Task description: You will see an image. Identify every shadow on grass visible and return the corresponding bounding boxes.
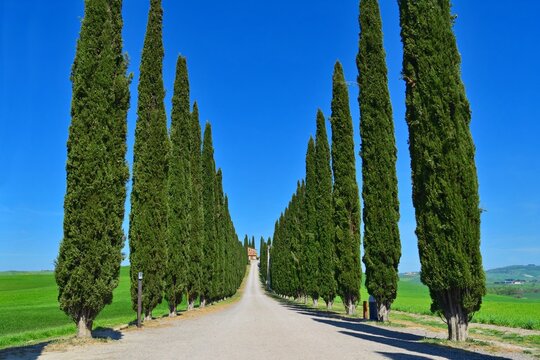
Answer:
[0,327,123,360]
[271,294,512,360]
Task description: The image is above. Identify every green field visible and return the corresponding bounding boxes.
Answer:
[0,267,177,349]
[392,276,540,330]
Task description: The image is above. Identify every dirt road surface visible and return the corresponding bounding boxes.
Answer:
[10,262,521,359]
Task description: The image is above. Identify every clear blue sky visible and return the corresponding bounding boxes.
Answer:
[1,1,539,272]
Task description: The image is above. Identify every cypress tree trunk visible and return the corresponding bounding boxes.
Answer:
[357,0,401,323]
[165,55,192,317]
[399,0,485,341]
[129,0,169,317]
[55,0,130,338]
[314,110,336,308]
[77,315,93,338]
[330,62,362,316]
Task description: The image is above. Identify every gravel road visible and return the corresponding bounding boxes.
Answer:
[8,261,522,360]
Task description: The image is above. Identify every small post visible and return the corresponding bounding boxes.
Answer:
[363,301,368,320]
[137,271,143,328]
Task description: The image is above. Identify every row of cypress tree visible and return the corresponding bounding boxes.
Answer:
[56,0,246,338]
[269,62,361,315]
[268,0,485,342]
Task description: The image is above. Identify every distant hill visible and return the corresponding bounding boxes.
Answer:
[485,264,540,284]
[399,264,540,284]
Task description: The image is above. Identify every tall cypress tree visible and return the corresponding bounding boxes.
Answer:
[330,62,362,315]
[165,55,191,317]
[358,0,401,322]
[304,137,319,306]
[399,0,485,341]
[315,110,336,309]
[215,168,226,300]
[187,101,204,310]
[201,122,217,306]
[56,0,130,338]
[129,0,169,320]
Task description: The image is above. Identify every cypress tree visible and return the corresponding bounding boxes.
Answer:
[304,138,319,306]
[165,55,191,317]
[128,0,169,320]
[187,101,204,310]
[358,0,401,322]
[201,122,217,306]
[314,110,336,309]
[215,168,226,300]
[259,236,267,282]
[399,0,485,341]
[56,0,130,338]
[330,62,362,315]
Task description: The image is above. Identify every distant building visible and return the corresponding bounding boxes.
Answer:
[247,247,257,261]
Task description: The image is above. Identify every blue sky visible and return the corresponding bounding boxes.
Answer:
[1,1,539,272]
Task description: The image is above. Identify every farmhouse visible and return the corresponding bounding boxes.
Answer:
[247,247,257,261]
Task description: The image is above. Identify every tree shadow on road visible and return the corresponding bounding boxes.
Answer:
[274,298,512,360]
[0,342,51,360]
[376,351,434,360]
[0,327,123,360]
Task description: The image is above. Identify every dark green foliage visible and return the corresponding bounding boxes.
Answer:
[314,110,336,307]
[128,0,169,317]
[165,55,191,315]
[399,0,485,340]
[259,236,268,284]
[304,138,319,301]
[201,123,218,302]
[187,102,204,305]
[330,62,362,314]
[214,169,226,299]
[357,0,401,321]
[56,0,130,335]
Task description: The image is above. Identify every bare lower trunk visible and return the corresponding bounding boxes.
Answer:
[345,299,356,315]
[77,315,92,338]
[326,300,333,310]
[144,311,152,321]
[313,298,318,308]
[303,295,308,304]
[200,297,206,308]
[168,304,177,317]
[447,310,468,341]
[377,302,389,322]
[188,299,195,311]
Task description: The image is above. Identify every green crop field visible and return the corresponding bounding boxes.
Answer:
[0,267,177,349]
[392,276,540,330]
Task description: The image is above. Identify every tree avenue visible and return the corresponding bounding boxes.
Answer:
[399,0,485,341]
[56,0,130,338]
[357,0,401,322]
[269,65,363,315]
